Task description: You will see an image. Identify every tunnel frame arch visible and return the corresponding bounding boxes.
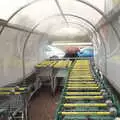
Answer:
[0,0,116,86]
[21,14,107,82]
[0,0,119,41]
[2,0,117,78]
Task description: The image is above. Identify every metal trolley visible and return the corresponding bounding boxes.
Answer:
[0,86,27,120]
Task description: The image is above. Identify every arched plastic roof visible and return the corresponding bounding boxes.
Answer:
[0,0,104,36]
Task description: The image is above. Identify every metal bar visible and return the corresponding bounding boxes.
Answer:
[67,84,98,87]
[59,111,112,116]
[67,81,96,84]
[0,87,26,91]
[54,0,69,26]
[68,79,94,80]
[6,24,39,35]
[63,103,107,107]
[0,0,40,35]
[64,96,103,100]
[66,86,99,90]
[0,92,21,95]
[65,92,102,95]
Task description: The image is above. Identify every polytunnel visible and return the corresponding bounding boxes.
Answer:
[0,0,120,120]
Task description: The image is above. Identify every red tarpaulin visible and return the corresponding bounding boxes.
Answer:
[65,46,80,53]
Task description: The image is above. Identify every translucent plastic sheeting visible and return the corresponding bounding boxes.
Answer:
[104,0,120,13]
[99,24,120,58]
[35,16,65,33]
[0,27,28,86]
[9,0,104,31]
[35,15,96,31]
[107,25,120,55]
[107,53,120,93]
[24,33,42,75]
[34,14,98,46]
[96,11,120,93]
[47,24,88,36]
[0,0,34,20]
[0,0,104,21]
[10,0,61,28]
[0,26,42,87]
[64,16,94,30]
[57,0,102,24]
[106,25,120,92]
[35,15,95,37]
[85,0,104,11]
[95,42,106,73]
[39,37,49,60]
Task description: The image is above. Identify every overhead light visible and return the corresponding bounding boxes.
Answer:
[52,42,93,46]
